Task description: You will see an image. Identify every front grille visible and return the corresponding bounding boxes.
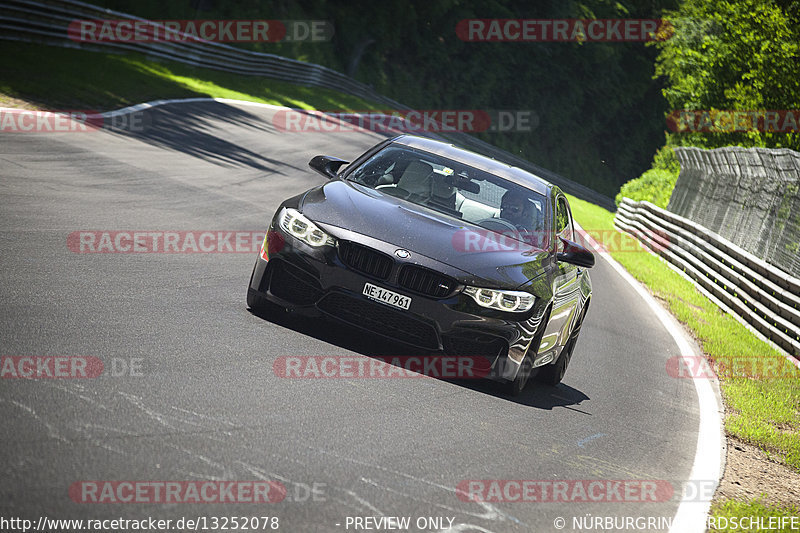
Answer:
[268,260,322,305]
[317,292,439,350]
[338,241,393,280]
[398,265,458,298]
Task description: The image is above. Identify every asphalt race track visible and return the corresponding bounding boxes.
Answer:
[1,101,704,532]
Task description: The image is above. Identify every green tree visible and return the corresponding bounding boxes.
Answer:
[654,0,800,150]
[91,0,679,197]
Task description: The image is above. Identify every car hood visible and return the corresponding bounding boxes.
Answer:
[299,180,551,288]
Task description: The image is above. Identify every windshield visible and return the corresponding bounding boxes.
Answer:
[348,145,549,249]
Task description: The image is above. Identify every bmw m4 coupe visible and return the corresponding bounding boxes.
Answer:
[248,135,594,394]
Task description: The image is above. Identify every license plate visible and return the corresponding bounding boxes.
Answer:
[362,282,411,310]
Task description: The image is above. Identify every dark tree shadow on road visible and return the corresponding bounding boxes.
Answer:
[448,378,592,412]
[249,303,434,357]
[103,101,304,174]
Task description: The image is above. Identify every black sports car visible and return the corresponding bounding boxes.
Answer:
[248,135,594,394]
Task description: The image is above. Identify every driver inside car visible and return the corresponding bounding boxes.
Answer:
[500,191,532,230]
[500,190,543,246]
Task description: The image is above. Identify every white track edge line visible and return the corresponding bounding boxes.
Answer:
[0,97,293,119]
[576,221,724,533]
[99,97,293,117]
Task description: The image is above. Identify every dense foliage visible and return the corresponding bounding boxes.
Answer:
[615,145,679,207]
[615,168,678,207]
[90,0,800,199]
[654,0,800,150]
[615,0,800,207]
[92,0,678,198]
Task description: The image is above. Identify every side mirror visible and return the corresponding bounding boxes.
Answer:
[309,155,349,180]
[556,237,595,268]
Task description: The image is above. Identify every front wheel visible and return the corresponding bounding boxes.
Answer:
[247,260,283,316]
[537,303,587,386]
[506,355,533,396]
[537,335,575,386]
[247,287,269,312]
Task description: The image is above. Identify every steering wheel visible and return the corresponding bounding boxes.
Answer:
[357,171,391,184]
[476,217,519,233]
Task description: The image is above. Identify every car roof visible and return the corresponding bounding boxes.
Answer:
[390,134,552,197]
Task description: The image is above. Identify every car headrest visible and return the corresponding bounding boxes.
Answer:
[397,161,434,195]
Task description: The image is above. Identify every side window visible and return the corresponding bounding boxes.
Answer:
[556,197,574,241]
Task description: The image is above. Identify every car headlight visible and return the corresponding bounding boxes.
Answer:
[463,286,535,312]
[279,208,335,247]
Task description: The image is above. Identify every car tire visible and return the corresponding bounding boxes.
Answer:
[247,261,282,316]
[505,304,552,395]
[506,354,533,396]
[537,303,587,386]
[247,287,267,311]
[248,287,288,316]
[537,336,575,386]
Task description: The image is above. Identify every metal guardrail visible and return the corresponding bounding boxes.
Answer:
[1,0,384,100]
[615,197,800,360]
[0,0,616,210]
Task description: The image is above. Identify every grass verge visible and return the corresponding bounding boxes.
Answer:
[0,41,381,112]
[567,193,800,519]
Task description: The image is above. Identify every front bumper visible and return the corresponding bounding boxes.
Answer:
[249,223,547,382]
